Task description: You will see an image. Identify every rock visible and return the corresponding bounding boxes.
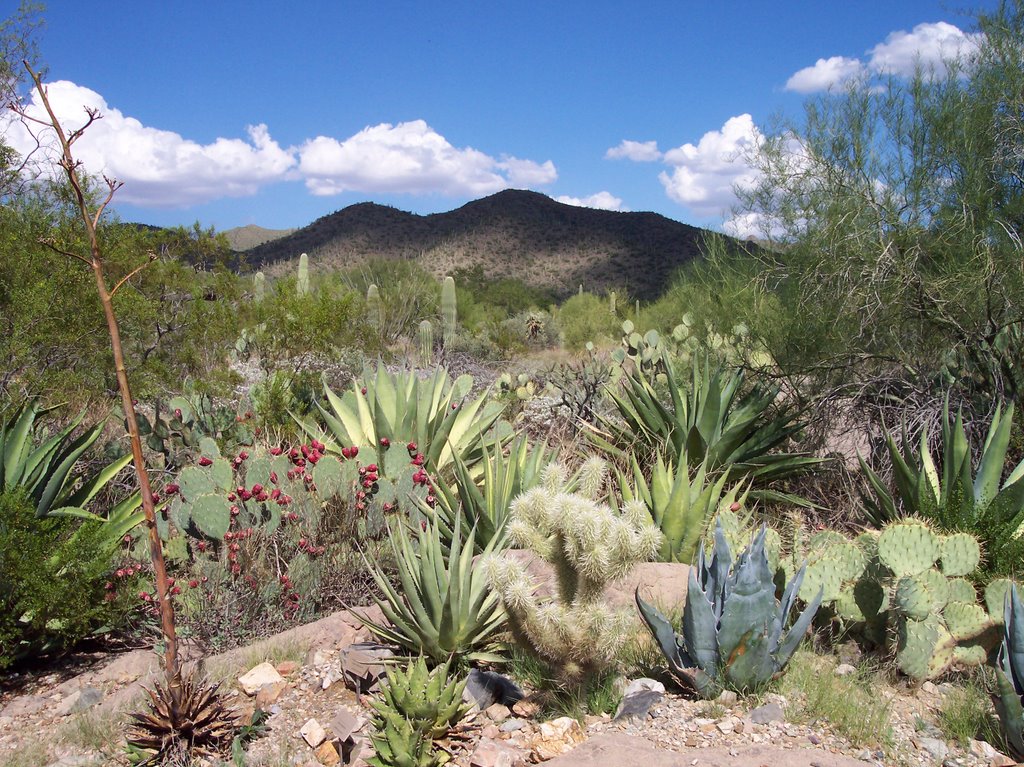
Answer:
[541,733,870,766]
[44,757,101,767]
[622,678,665,698]
[511,698,540,718]
[915,737,949,762]
[470,738,528,767]
[255,681,288,707]
[238,662,286,696]
[465,669,524,710]
[613,690,662,721]
[301,718,327,748]
[329,708,366,741]
[339,643,393,693]
[749,702,785,724]
[485,703,512,721]
[834,663,856,676]
[1,694,49,718]
[921,681,940,695]
[969,740,997,760]
[500,718,528,733]
[716,689,738,706]
[275,660,300,676]
[314,741,340,766]
[717,718,736,734]
[53,686,103,716]
[481,724,501,739]
[531,717,585,760]
[502,551,690,611]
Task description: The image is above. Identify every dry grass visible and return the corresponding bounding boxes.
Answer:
[779,649,894,752]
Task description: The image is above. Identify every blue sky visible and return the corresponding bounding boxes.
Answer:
[7,1,996,235]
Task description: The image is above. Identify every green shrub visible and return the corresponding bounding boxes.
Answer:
[558,292,620,350]
[0,489,131,667]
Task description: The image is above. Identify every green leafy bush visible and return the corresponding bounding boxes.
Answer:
[557,292,620,350]
[0,489,131,667]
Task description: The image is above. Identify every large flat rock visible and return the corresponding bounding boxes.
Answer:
[503,550,690,609]
[544,733,869,767]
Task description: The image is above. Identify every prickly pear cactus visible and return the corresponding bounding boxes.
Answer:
[780,516,1001,679]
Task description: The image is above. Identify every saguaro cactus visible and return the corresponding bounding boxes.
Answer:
[253,271,265,301]
[367,283,382,330]
[419,320,434,368]
[297,253,309,295]
[441,275,457,346]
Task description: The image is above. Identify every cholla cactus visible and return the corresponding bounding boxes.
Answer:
[484,457,663,681]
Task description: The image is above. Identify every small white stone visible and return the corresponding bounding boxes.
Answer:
[238,662,285,696]
[300,718,327,748]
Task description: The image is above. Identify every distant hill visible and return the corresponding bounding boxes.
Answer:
[223,224,295,251]
[243,190,740,301]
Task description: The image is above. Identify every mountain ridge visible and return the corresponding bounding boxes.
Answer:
[243,190,735,300]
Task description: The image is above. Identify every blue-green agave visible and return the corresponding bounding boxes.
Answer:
[995,585,1024,760]
[636,521,822,698]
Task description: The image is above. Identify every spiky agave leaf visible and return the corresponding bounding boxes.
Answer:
[126,670,237,764]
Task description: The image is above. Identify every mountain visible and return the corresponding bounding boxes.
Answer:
[223,224,295,251]
[243,190,735,300]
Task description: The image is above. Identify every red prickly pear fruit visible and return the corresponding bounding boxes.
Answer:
[412,454,425,466]
[198,456,213,467]
[407,442,417,453]
[251,483,263,494]
[379,437,390,447]
[174,408,182,420]
[231,563,241,575]
[350,446,359,458]
[245,411,253,419]
[451,402,458,409]
[189,579,199,589]
[367,463,379,472]
[167,578,175,586]
[298,538,307,547]
[239,451,249,461]
[271,488,281,500]
[270,446,283,456]
[360,387,367,395]
[228,493,237,501]
[230,505,240,515]
[165,483,179,495]
[270,471,278,484]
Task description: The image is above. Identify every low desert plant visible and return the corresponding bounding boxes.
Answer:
[637,521,821,698]
[365,520,506,665]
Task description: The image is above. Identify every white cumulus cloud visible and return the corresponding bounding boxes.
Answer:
[554,191,625,211]
[785,21,981,93]
[785,56,865,93]
[867,21,980,76]
[658,114,762,218]
[5,80,295,207]
[498,156,558,186]
[298,120,556,197]
[605,139,661,162]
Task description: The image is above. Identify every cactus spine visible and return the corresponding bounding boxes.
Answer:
[418,320,433,368]
[253,271,265,301]
[297,253,309,295]
[441,276,457,346]
[367,284,382,331]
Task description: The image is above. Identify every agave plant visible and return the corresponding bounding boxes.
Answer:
[636,520,822,698]
[0,400,132,518]
[593,356,820,497]
[127,669,237,764]
[364,520,506,664]
[297,366,509,476]
[372,657,468,740]
[619,451,749,564]
[426,436,555,553]
[859,398,1024,573]
[995,584,1024,760]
